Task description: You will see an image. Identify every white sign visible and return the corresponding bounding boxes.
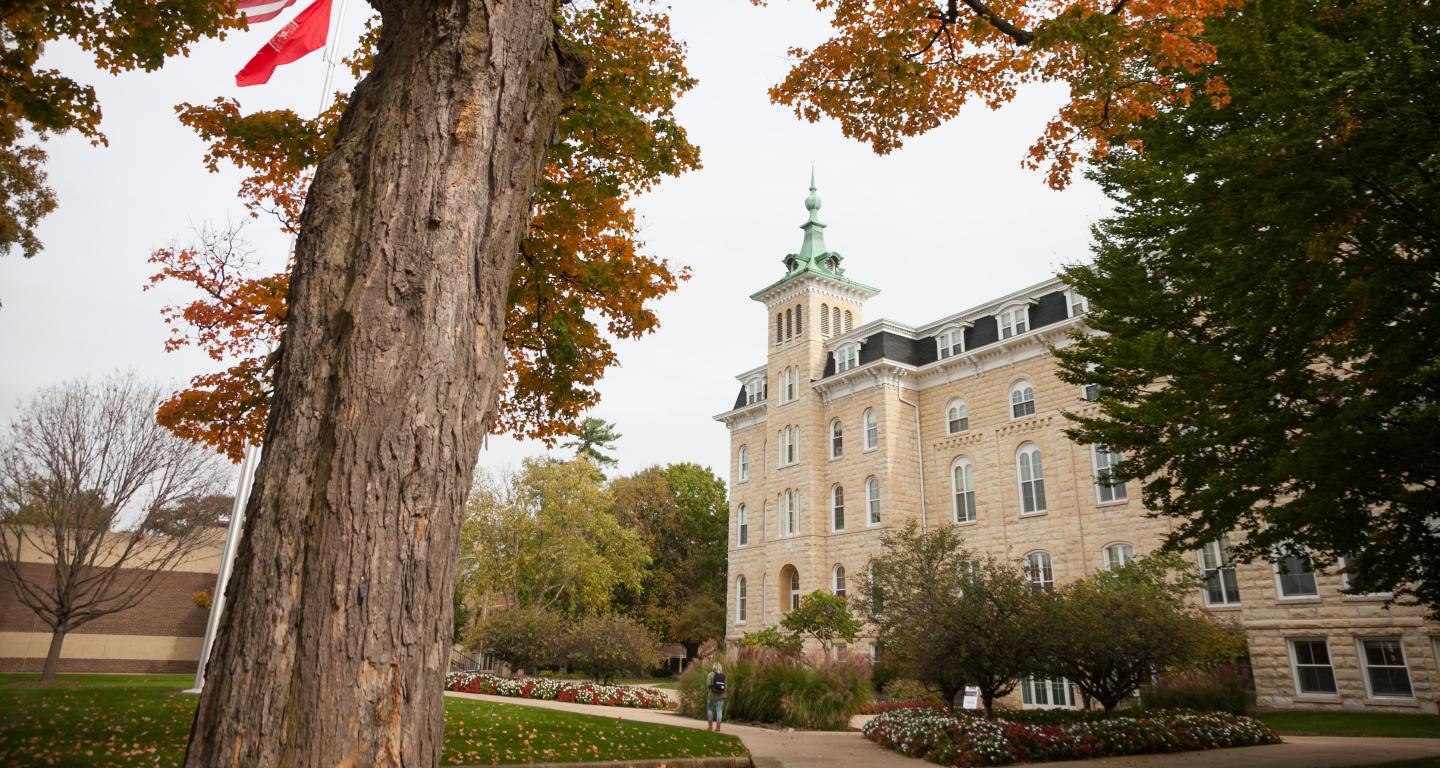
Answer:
[961,686,980,710]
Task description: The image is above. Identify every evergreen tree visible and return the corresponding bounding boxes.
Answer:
[1058,0,1440,608]
[565,416,622,468]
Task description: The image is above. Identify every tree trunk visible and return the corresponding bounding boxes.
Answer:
[39,627,65,683]
[184,2,583,765]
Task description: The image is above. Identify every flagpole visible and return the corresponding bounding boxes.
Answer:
[190,0,350,694]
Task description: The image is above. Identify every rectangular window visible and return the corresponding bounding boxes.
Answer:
[1291,639,1338,695]
[1361,638,1413,698]
[1000,307,1030,339]
[738,506,748,546]
[937,330,963,359]
[1275,552,1319,598]
[1068,290,1089,317]
[1020,676,1077,709]
[1081,383,1100,402]
[1093,445,1126,503]
[1200,538,1241,606]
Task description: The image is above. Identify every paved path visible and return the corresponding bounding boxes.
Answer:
[444,692,1440,768]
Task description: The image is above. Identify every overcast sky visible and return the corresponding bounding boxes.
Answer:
[0,1,1112,486]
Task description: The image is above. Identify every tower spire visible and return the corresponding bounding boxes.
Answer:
[798,169,827,262]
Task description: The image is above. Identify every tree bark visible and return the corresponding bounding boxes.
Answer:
[39,627,65,683]
[184,2,583,765]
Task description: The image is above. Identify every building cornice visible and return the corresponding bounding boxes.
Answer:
[750,271,880,307]
[713,401,768,430]
[734,364,768,383]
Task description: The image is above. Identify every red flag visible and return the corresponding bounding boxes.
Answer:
[235,0,298,25]
[235,0,332,87]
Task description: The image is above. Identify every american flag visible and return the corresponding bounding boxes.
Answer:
[235,0,298,24]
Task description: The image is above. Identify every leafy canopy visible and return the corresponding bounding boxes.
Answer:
[1056,0,1440,609]
[0,0,238,259]
[781,590,864,651]
[458,457,649,617]
[148,0,700,458]
[760,0,1244,187]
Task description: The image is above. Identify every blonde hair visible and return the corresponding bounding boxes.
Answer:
[712,662,724,673]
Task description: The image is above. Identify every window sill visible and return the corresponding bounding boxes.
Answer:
[828,455,843,462]
[863,446,878,454]
[1292,694,1342,703]
[954,519,978,526]
[1019,511,1048,519]
[1342,593,1394,602]
[1204,604,1243,611]
[1363,696,1420,708]
[1094,499,1130,508]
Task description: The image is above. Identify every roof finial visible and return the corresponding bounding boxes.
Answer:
[804,165,822,218]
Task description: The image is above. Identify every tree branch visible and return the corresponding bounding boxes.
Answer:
[959,0,1035,45]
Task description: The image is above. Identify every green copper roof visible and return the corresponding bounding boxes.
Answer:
[749,172,880,300]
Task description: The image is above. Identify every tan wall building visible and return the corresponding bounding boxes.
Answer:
[715,183,1438,714]
[0,529,225,674]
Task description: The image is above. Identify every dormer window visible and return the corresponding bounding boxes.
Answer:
[1067,288,1090,317]
[936,327,965,359]
[834,343,860,373]
[998,304,1031,339]
[744,377,767,405]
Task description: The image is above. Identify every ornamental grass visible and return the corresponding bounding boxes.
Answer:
[863,706,1280,766]
[678,647,874,730]
[445,671,672,710]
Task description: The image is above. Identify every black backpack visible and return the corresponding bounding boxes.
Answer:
[709,671,727,694]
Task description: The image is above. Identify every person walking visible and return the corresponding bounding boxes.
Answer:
[705,662,727,731]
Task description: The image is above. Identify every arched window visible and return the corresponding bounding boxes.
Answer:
[946,399,969,434]
[737,576,748,622]
[785,367,797,402]
[1092,445,1126,503]
[952,458,976,523]
[779,426,796,465]
[866,476,881,525]
[737,504,749,546]
[821,303,831,336]
[785,308,793,339]
[863,408,878,449]
[1017,443,1047,514]
[844,310,854,332]
[738,445,749,482]
[783,489,798,535]
[1025,551,1054,592]
[833,565,847,598]
[776,313,783,343]
[1103,542,1135,570]
[830,419,843,459]
[795,304,803,334]
[832,306,841,334]
[789,567,801,611]
[831,485,845,531]
[1010,381,1036,418]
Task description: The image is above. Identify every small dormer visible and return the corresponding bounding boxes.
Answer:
[833,341,862,373]
[934,321,973,360]
[995,297,1040,340]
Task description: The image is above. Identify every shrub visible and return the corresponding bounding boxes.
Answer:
[677,647,874,730]
[468,607,563,674]
[558,614,660,683]
[882,678,944,704]
[863,707,1280,766]
[1142,668,1254,715]
[191,590,213,610]
[445,671,671,709]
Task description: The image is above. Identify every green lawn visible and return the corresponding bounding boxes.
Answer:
[1256,710,1440,739]
[0,674,744,767]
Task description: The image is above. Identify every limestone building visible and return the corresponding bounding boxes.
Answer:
[714,181,1438,713]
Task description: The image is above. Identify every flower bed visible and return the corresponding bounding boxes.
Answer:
[861,701,950,715]
[445,671,672,710]
[863,707,1280,766]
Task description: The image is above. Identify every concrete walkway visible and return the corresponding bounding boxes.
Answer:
[444,691,1440,768]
